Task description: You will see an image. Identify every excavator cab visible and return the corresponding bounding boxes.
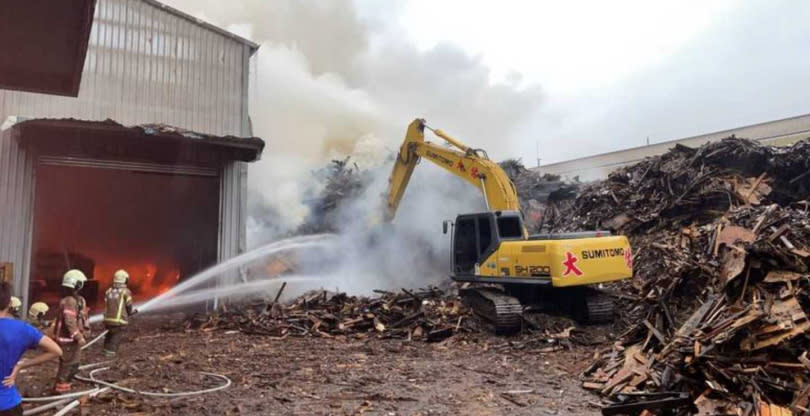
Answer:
[450,211,524,275]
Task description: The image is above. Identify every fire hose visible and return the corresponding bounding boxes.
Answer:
[80,330,108,350]
[22,388,101,403]
[22,397,72,415]
[75,366,232,397]
[22,312,230,413]
[82,308,142,350]
[22,364,231,414]
[51,400,80,416]
[50,387,109,416]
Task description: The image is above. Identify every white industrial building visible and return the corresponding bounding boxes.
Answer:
[0,0,263,310]
[537,113,810,181]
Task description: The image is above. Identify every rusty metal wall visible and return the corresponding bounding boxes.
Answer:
[0,0,251,137]
[0,128,36,297]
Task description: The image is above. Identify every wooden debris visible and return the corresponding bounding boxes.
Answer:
[741,296,810,351]
[764,270,806,283]
[717,225,757,247]
[189,287,475,342]
[560,137,810,414]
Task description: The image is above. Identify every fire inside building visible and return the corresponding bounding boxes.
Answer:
[0,0,264,312]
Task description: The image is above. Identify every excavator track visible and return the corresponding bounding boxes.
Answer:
[582,292,615,324]
[460,287,523,334]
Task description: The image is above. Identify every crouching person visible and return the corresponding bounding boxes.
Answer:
[103,270,135,357]
[52,270,90,394]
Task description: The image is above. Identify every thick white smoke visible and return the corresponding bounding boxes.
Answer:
[162,0,542,293]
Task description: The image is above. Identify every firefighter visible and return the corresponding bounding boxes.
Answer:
[52,269,91,393]
[9,297,21,319]
[103,269,135,357]
[27,302,50,330]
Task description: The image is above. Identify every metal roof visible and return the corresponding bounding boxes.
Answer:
[0,0,97,96]
[143,0,260,52]
[9,118,265,162]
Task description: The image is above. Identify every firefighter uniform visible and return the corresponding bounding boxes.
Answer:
[103,269,134,357]
[53,270,90,393]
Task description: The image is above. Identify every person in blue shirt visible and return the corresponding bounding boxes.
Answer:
[0,282,62,416]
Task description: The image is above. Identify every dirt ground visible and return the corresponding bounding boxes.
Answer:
[17,317,609,415]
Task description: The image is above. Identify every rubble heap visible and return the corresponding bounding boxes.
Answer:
[298,157,372,234]
[547,138,810,414]
[500,159,579,203]
[499,159,580,232]
[546,138,810,233]
[191,287,476,343]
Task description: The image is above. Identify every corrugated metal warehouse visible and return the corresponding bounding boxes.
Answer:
[536,113,810,181]
[0,0,264,311]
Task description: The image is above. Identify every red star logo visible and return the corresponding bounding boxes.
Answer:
[624,248,633,270]
[562,252,583,277]
[470,166,479,178]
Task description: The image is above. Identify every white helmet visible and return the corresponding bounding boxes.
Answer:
[29,302,49,319]
[10,296,21,311]
[113,269,129,285]
[62,269,87,290]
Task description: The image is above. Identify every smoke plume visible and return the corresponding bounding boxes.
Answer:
[162,0,543,293]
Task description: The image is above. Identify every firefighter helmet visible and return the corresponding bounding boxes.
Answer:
[29,302,49,319]
[9,296,21,311]
[113,269,129,285]
[62,269,87,290]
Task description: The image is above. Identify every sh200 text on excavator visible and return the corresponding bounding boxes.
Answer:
[385,119,633,333]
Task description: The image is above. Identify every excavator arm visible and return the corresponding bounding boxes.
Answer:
[385,119,520,221]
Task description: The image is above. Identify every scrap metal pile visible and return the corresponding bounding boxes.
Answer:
[191,287,478,342]
[547,138,810,414]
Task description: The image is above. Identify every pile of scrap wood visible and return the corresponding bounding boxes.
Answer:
[545,137,810,234]
[298,157,372,234]
[191,287,476,342]
[499,159,580,232]
[547,137,810,413]
[500,159,579,203]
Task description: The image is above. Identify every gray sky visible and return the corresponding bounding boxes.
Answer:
[163,0,810,166]
[393,0,810,164]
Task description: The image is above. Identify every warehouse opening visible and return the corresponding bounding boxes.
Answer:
[2,119,265,312]
[30,164,220,309]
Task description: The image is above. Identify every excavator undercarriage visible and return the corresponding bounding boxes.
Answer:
[461,284,616,334]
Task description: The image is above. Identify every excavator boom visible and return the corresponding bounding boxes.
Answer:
[385,119,520,222]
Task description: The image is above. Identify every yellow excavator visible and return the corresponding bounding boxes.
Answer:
[385,119,633,332]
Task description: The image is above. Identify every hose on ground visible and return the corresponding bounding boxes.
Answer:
[22,398,72,415]
[21,362,112,405]
[46,387,109,416]
[78,360,114,371]
[81,330,108,350]
[52,400,80,416]
[75,367,232,398]
[22,388,101,403]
